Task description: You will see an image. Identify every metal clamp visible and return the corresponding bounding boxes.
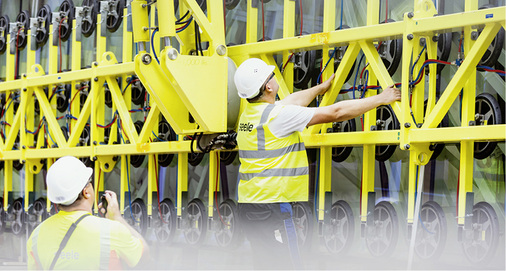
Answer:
[9,22,19,55]
[74,7,85,41]
[51,12,62,46]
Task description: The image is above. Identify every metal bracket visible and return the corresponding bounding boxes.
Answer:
[52,12,62,46]
[30,18,38,51]
[75,7,84,42]
[176,216,183,230]
[100,0,120,37]
[9,22,18,55]
[208,217,214,231]
[318,221,324,236]
[100,1,109,37]
[127,0,133,32]
[366,191,375,227]
[464,192,474,230]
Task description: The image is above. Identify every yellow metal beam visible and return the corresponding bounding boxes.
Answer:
[0,64,135,92]
[360,0,381,223]
[307,42,360,135]
[160,51,228,133]
[230,22,405,57]
[138,104,160,143]
[134,52,195,134]
[106,76,139,143]
[412,6,505,34]
[422,23,501,129]
[410,125,506,143]
[246,0,258,44]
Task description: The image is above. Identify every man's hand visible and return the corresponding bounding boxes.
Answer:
[317,73,335,95]
[98,190,121,221]
[380,85,401,105]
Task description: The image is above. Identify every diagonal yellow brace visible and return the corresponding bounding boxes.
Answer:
[135,52,194,134]
[308,42,361,135]
[422,23,501,129]
[182,0,222,45]
[138,103,160,143]
[259,54,290,99]
[160,51,228,133]
[106,76,139,143]
[4,107,20,150]
[33,86,68,148]
[359,40,402,118]
[68,87,92,147]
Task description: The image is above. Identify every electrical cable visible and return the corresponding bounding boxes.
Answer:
[176,17,193,33]
[477,65,506,75]
[281,53,294,73]
[194,23,202,56]
[44,118,58,147]
[410,44,426,78]
[151,131,165,141]
[317,48,337,84]
[121,76,138,95]
[151,28,160,64]
[176,10,190,23]
[352,54,365,99]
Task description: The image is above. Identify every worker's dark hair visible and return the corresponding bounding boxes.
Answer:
[57,190,85,210]
[247,87,265,103]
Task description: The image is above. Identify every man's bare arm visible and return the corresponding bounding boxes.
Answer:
[307,86,401,126]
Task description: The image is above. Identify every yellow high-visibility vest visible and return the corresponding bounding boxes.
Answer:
[27,210,143,270]
[237,102,309,203]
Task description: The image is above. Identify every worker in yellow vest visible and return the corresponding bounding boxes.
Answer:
[234,58,401,269]
[26,156,149,270]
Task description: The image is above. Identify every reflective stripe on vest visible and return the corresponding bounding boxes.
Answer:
[239,142,305,159]
[237,102,309,203]
[256,104,275,150]
[239,167,309,181]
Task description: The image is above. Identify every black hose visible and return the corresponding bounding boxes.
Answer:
[176,10,190,24]
[190,132,197,155]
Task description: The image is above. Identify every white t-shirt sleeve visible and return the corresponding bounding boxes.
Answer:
[268,104,316,138]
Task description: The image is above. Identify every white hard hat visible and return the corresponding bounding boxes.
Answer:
[234,58,275,99]
[47,156,93,205]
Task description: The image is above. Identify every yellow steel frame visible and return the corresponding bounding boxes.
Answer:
[0,0,504,237]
